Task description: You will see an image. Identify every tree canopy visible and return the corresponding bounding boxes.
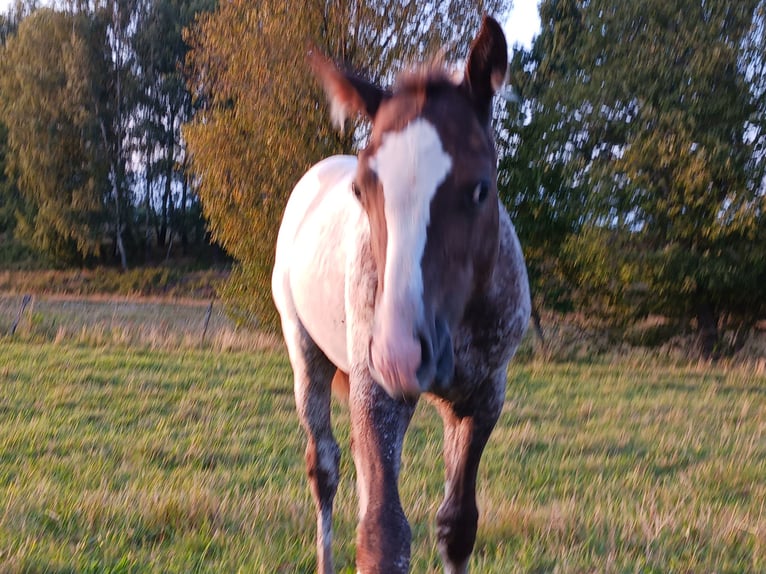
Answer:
[184,0,511,327]
[501,0,766,356]
[0,0,216,267]
[0,8,111,262]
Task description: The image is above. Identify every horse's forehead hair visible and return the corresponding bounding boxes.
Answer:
[367,117,452,312]
[368,117,453,197]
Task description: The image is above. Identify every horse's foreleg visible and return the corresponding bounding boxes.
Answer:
[284,320,340,574]
[434,371,506,574]
[349,369,417,574]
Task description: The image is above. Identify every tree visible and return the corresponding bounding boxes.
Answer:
[584,1,764,357]
[133,0,215,258]
[0,8,111,263]
[85,0,142,270]
[0,1,219,268]
[0,0,35,249]
[745,1,766,209]
[0,3,144,267]
[501,0,766,357]
[499,0,589,343]
[0,122,20,233]
[0,1,37,44]
[184,0,510,328]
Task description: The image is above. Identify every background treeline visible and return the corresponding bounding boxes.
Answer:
[502,0,766,358]
[0,0,217,270]
[1,0,766,359]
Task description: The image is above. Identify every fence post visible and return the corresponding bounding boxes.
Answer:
[10,294,32,336]
[201,300,214,344]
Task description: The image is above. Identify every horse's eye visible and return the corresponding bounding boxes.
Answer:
[472,180,490,205]
[351,181,362,200]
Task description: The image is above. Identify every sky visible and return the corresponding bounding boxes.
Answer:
[1,0,542,49]
[505,0,542,50]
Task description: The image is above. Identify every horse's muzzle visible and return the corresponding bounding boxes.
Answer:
[368,317,454,400]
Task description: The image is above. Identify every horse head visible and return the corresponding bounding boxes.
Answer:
[311,16,508,400]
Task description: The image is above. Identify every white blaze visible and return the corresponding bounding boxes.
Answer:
[369,118,453,324]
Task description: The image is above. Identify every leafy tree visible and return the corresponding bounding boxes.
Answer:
[0,123,20,233]
[0,1,221,269]
[133,0,215,257]
[0,2,146,267]
[0,8,111,263]
[92,0,142,270]
[581,0,764,357]
[0,120,39,266]
[0,1,37,44]
[503,0,766,357]
[0,0,35,247]
[184,0,510,328]
[499,0,589,343]
[745,1,766,203]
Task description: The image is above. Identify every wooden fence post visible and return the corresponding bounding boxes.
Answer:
[10,294,32,336]
[201,300,213,344]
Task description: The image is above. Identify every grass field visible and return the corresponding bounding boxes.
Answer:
[1,329,764,573]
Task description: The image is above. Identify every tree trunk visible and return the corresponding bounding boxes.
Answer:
[160,167,171,247]
[180,168,188,254]
[165,228,174,262]
[99,118,127,272]
[695,301,719,361]
[159,108,176,248]
[113,9,127,272]
[145,154,153,261]
[116,224,128,271]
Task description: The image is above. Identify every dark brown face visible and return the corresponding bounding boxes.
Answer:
[354,83,500,398]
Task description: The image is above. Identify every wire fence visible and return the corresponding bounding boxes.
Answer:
[1,294,280,352]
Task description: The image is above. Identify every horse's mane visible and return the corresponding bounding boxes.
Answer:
[393,61,461,96]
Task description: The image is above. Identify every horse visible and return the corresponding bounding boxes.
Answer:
[271,16,530,573]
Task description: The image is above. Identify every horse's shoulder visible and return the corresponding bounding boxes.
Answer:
[454,204,530,375]
[492,203,531,317]
[276,155,358,250]
[492,204,531,340]
[273,156,368,372]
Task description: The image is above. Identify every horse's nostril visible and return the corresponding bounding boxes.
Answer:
[418,333,432,366]
[415,332,435,386]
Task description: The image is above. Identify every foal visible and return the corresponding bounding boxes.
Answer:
[272,16,530,573]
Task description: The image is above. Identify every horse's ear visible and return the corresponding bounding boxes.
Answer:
[461,15,508,124]
[309,49,390,130]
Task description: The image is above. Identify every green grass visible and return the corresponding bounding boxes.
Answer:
[0,340,764,572]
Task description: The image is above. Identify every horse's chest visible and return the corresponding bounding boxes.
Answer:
[453,306,512,383]
[446,226,531,397]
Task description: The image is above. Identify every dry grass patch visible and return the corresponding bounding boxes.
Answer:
[0,294,279,352]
